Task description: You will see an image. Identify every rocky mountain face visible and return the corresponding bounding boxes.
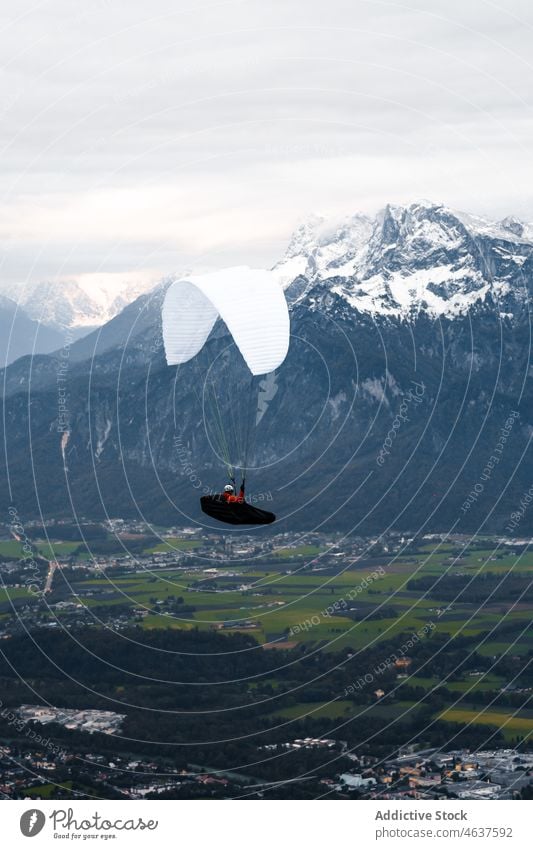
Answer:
[2,202,533,535]
[276,201,533,318]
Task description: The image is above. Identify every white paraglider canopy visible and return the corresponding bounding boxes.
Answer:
[162,266,290,376]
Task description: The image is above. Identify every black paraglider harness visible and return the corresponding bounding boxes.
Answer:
[200,476,275,525]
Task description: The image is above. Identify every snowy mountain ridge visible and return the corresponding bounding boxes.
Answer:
[0,274,158,332]
[275,201,533,319]
[2,201,533,340]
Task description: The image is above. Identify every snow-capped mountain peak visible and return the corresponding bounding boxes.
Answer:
[1,273,158,333]
[277,201,533,319]
[274,210,373,288]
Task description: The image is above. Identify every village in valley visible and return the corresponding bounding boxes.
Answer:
[0,519,532,799]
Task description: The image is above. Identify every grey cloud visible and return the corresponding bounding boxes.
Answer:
[0,0,532,285]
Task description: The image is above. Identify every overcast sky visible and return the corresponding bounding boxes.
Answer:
[1,0,533,288]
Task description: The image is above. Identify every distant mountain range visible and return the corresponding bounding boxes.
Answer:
[2,201,533,535]
[0,276,157,364]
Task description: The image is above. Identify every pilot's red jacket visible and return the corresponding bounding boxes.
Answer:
[223,487,245,504]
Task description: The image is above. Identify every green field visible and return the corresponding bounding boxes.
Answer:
[0,587,33,601]
[0,539,90,560]
[274,545,322,558]
[409,674,506,694]
[23,781,73,798]
[439,707,533,740]
[31,542,533,659]
[147,538,202,553]
[0,535,201,561]
[4,538,533,663]
[272,699,421,721]
[477,640,533,658]
[0,540,35,559]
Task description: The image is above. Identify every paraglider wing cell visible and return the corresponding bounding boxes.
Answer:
[162,280,219,367]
